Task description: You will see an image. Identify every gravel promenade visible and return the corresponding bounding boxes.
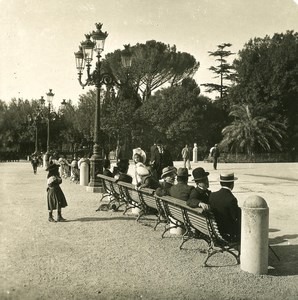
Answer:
[0,161,298,300]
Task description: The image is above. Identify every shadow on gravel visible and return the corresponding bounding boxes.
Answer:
[266,233,298,276]
[70,216,136,222]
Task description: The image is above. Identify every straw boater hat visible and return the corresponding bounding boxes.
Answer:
[219,172,238,182]
[161,166,177,179]
[176,167,191,178]
[192,167,209,181]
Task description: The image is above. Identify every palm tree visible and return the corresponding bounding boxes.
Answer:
[221,104,286,155]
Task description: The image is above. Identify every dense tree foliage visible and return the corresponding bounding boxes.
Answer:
[104,40,200,102]
[221,104,286,155]
[228,31,298,151]
[1,34,297,161]
[201,43,235,100]
[136,78,226,159]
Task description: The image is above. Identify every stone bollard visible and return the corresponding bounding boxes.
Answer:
[193,143,198,163]
[241,195,269,275]
[80,160,89,186]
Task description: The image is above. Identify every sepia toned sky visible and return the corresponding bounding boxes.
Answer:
[0,0,297,108]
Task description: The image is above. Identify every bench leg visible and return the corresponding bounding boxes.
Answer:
[179,229,192,249]
[203,247,240,267]
[269,245,280,261]
[95,194,112,211]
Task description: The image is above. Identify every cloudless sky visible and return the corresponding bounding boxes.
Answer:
[0,0,297,108]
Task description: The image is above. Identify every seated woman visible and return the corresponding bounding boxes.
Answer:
[135,164,160,190]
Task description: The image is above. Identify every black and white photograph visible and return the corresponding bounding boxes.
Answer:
[0,0,298,299]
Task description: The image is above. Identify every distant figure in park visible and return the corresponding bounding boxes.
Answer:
[70,155,79,183]
[31,153,39,174]
[103,159,113,177]
[58,155,69,179]
[209,173,241,242]
[155,166,177,196]
[210,144,220,170]
[46,163,68,222]
[187,167,210,211]
[150,141,157,164]
[169,167,194,201]
[151,139,173,179]
[135,164,160,190]
[181,144,191,170]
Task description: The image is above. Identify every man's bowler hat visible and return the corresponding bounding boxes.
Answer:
[192,167,209,181]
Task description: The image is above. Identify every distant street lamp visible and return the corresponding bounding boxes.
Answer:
[74,22,132,192]
[40,89,57,168]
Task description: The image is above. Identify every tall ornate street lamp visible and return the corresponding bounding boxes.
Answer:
[75,22,132,192]
[39,89,57,168]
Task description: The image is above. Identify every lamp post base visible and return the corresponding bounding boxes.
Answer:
[87,152,103,193]
[86,186,103,193]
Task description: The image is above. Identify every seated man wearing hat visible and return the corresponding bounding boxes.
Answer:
[169,167,194,201]
[209,173,241,242]
[187,167,211,211]
[156,166,177,196]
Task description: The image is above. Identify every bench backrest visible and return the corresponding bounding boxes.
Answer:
[184,210,210,236]
[117,181,142,206]
[157,195,188,224]
[98,174,116,195]
[138,188,158,210]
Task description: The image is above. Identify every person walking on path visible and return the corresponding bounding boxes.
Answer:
[30,153,39,174]
[181,144,191,170]
[210,143,220,170]
[46,163,68,222]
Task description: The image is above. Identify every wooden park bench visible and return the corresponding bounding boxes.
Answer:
[96,174,117,211]
[156,195,240,266]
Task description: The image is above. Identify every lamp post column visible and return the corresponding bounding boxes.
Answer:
[44,89,54,169]
[75,23,132,192]
[47,103,50,154]
[87,56,103,192]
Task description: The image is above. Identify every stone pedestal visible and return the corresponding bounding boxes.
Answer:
[241,195,269,275]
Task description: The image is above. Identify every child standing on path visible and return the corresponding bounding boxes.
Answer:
[46,163,68,222]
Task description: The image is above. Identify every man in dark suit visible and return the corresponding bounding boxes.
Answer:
[151,139,173,179]
[187,167,211,211]
[209,173,241,242]
[169,168,193,201]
